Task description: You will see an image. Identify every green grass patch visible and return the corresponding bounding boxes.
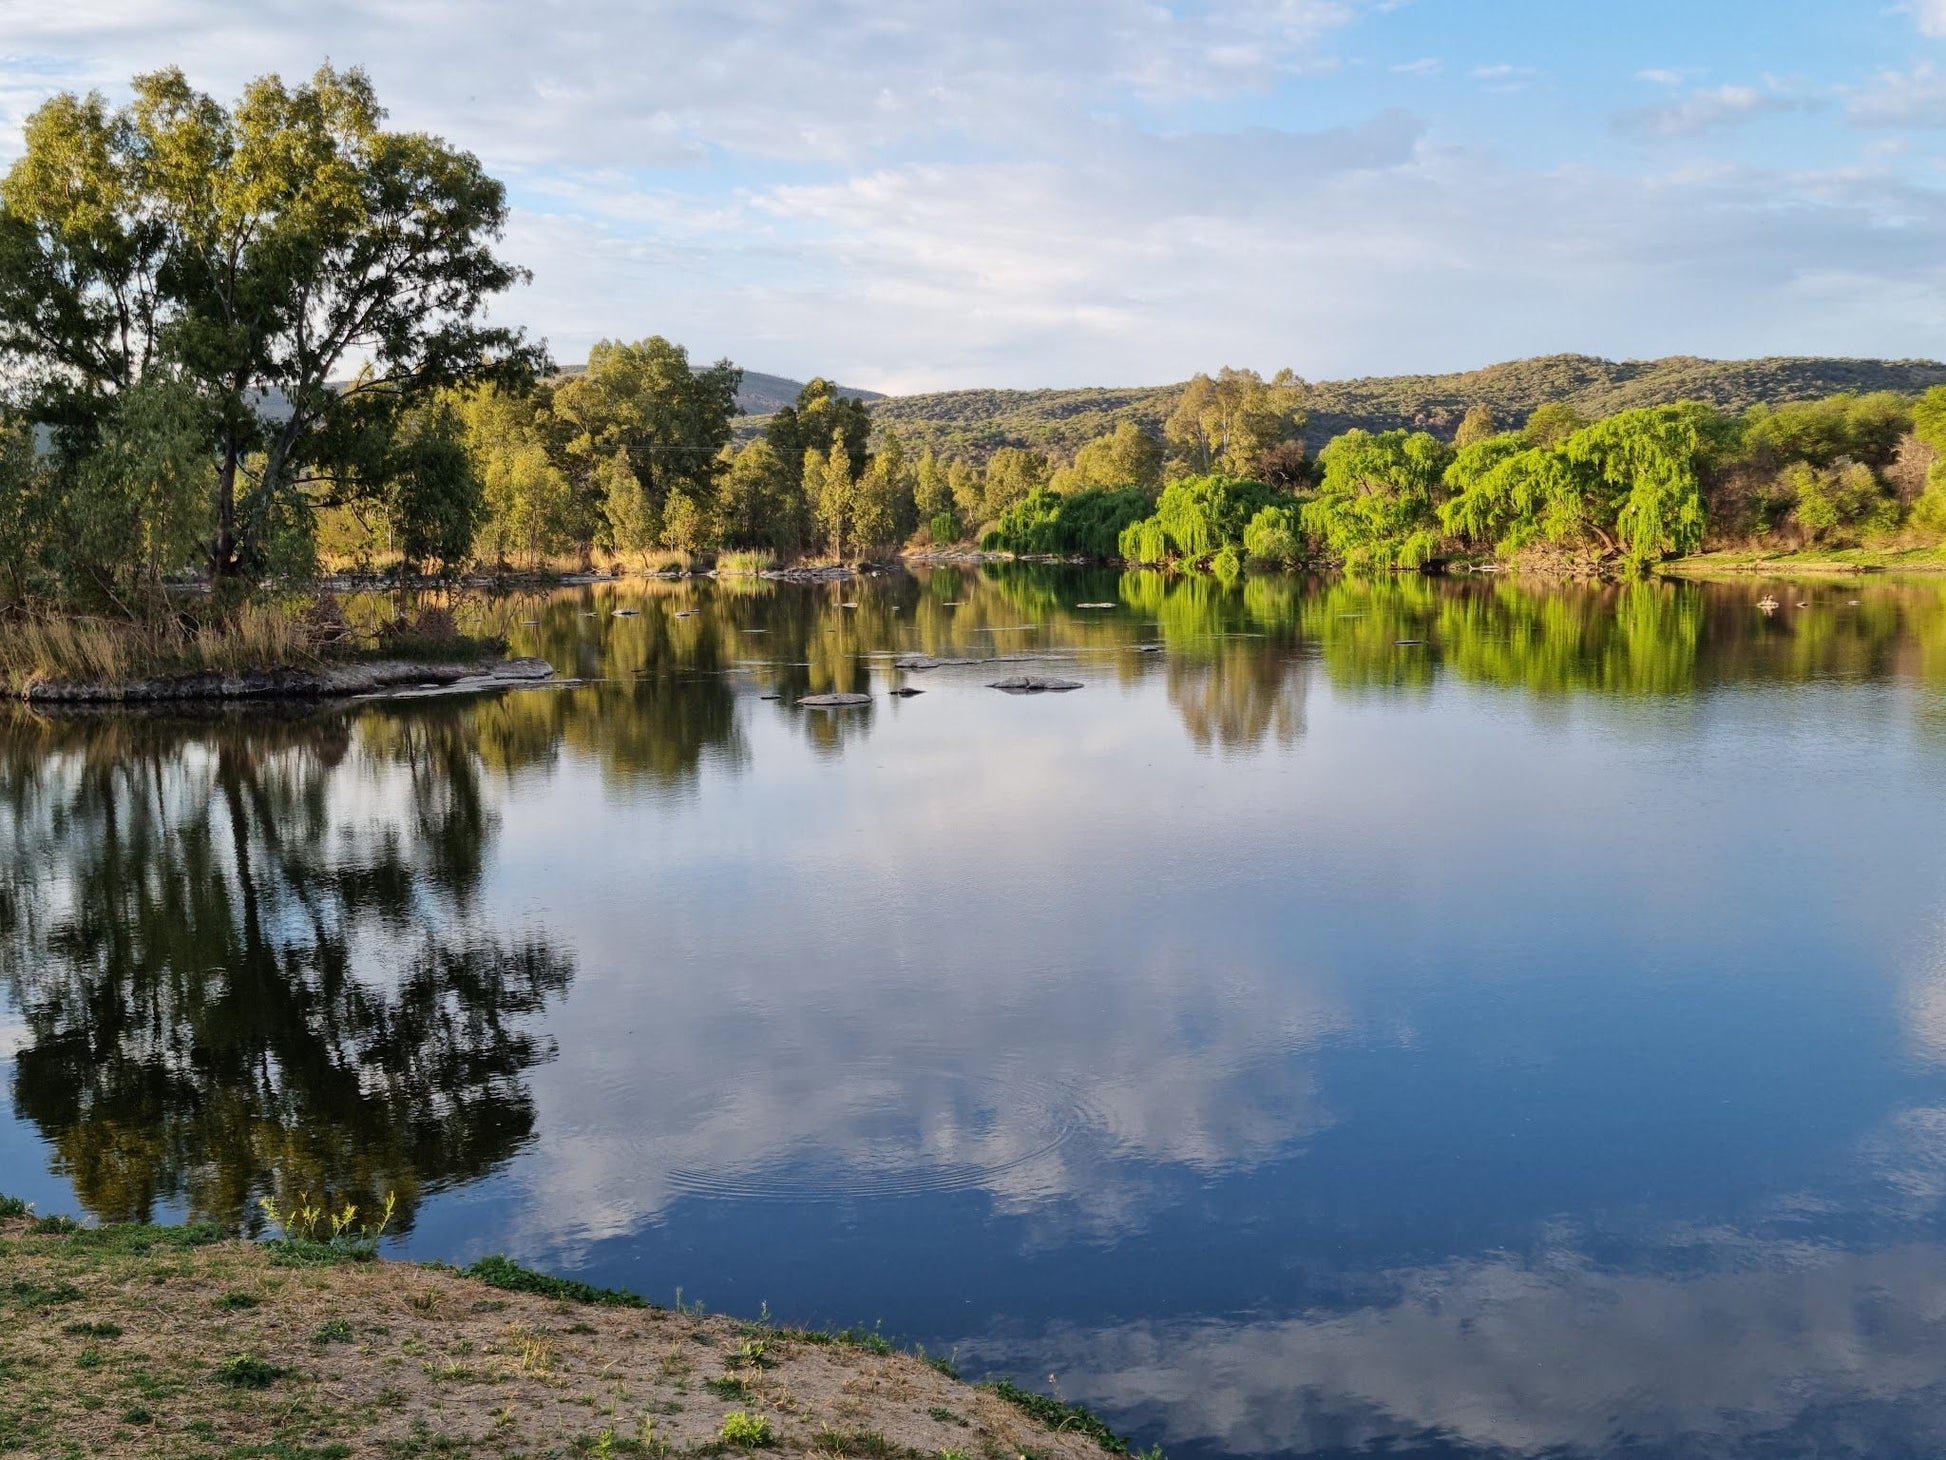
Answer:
[465,1254,648,1308]
[703,1376,751,1402]
[62,1320,122,1339]
[6,1278,83,1308]
[215,1290,263,1311]
[0,1195,29,1218]
[210,1354,289,1390]
[986,1380,1132,1454]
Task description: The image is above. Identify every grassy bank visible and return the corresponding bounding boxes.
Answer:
[0,1202,1135,1460]
[0,600,510,698]
[1664,544,1946,575]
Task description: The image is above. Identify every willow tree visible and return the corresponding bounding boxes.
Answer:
[1301,429,1453,572]
[0,64,540,583]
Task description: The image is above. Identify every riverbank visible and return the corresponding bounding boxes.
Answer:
[1664,544,1946,575]
[0,1207,1131,1459]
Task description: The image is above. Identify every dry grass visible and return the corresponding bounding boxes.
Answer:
[0,1215,1119,1460]
[0,603,327,694]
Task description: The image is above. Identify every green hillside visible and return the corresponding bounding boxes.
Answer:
[868,354,1946,460]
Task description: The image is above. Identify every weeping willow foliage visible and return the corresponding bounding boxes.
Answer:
[1242,504,1303,565]
[980,486,1153,557]
[1115,474,1288,565]
[1300,430,1453,572]
[1435,404,1730,571]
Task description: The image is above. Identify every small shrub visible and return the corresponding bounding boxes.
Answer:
[214,1291,262,1311]
[719,1411,773,1447]
[30,1214,79,1235]
[312,1319,354,1345]
[121,1405,153,1425]
[704,1375,751,1401]
[63,1321,122,1339]
[0,1195,28,1218]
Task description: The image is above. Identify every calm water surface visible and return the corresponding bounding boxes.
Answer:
[8,567,1946,1457]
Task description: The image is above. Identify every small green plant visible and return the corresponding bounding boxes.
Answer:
[211,1354,288,1389]
[214,1291,261,1311]
[30,1214,79,1235]
[719,1411,772,1447]
[312,1318,354,1345]
[927,1406,967,1426]
[727,1336,772,1370]
[704,1375,751,1401]
[467,1255,648,1308]
[121,1405,152,1425]
[63,1320,123,1339]
[258,1188,396,1258]
[0,1195,28,1218]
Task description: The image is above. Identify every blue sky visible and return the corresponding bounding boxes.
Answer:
[3,0,1946,390]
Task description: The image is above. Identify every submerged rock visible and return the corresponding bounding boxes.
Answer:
[797,692,873,708]
[988,675,1083,694]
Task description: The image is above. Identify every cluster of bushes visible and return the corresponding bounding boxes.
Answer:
[979,386,1946,575]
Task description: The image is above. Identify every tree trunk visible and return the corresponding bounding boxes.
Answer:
[213,439,239,580]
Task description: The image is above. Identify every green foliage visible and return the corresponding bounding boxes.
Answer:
[1559,404,1726,570]
[1116,474,1286,565]
[1741,392,1910,471]
[1242,505,1302,565]
[767,378,872,495]
[465,1255,649,1308]
[1050,421,1164,494]
[983,487,1152,558]
[870,354,1946,464]
[384,402,481,576]
[718,1412,772,1448]
[459,384,574,566]
[1437,405,1729,568]
[0,64,540,585]
[552,336,739,552]
[1786,460,1896,543]
[1165,368,1305,478]
[1302,429,1452,571]
[927,511,962,545]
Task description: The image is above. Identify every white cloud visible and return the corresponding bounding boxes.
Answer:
[993,1242,1946,1455]
[1849,63,1946,128]
[506,127,1946,388]
[1614,81,1814,141]
[0,0,1369,169]
[1636,67,1687,87]
[1916,0,1946,38]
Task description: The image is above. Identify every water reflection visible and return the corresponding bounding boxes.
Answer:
[1001,1237,1946,1458]
[0,706,572,1228]
[7,569,1946,1460]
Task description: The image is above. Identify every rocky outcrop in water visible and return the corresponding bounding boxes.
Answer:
[19,657,556,704]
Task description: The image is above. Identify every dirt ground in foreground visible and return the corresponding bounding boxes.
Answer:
[0,1216,1115,1460]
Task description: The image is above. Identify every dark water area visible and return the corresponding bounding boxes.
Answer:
[8,566,1946,1457]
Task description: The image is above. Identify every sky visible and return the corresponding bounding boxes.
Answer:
[2,1,1946,391]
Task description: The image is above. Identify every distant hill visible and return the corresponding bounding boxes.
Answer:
[549,363,882,418]
[735,370,884,416]
[868,354,1946,461]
